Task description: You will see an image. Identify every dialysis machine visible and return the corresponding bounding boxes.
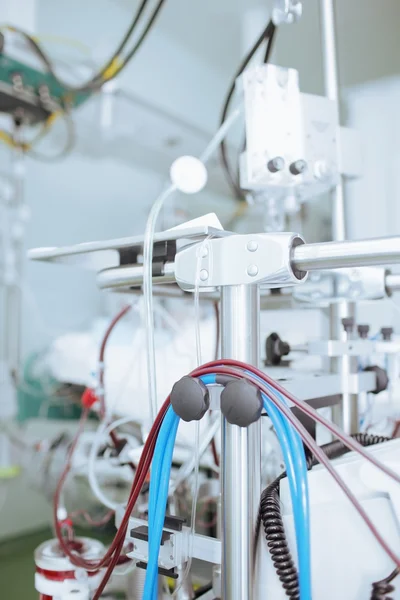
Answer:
[6,0,400,599]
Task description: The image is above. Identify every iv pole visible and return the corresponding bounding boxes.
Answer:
[320,0,359,434]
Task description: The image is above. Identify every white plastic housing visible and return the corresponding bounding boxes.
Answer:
[258,439,400,599]
[240,64,359,199]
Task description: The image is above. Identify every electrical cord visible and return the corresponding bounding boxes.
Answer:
[2,2,165,93]
[258,433,390,599]
[219,19,276,199]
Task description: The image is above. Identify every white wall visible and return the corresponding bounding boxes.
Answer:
[345,76,400,331]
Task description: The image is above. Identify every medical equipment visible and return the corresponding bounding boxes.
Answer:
[12,0,400,599]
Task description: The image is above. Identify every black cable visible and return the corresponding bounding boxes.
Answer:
[257,433,390,599]
[371,567,399,599]
[263,22,277,64]
[109,0,166,81]
[5,0,165,94]
[194,581,213,598]
[89,0,150,87]
[219,20,276,200]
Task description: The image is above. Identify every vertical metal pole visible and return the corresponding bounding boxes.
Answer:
[320,0,359,433]
[220,284,260,600]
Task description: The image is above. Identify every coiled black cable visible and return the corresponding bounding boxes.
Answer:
[258,433,390,599]
[371,568,399,600]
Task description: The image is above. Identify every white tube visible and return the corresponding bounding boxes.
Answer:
[142,108,242,426]
[170,415,220,494]
[87,415,137,511]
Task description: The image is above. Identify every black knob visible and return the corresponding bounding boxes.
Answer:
[381,327,394,341]
[170,376,209,422]
[357,324,370,339]
[341,317,355,334]
[265,332,291,366]
[267,157,285,173]
[289,160,307,175]
[220,379,263,427]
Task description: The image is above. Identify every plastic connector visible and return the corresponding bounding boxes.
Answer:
[81,388,98,409]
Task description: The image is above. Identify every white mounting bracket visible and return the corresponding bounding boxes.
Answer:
[175,232,307,292]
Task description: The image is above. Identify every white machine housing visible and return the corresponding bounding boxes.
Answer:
[258,439,400,599]
[240,64,361,199]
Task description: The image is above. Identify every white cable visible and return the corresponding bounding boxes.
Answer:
[171,237,215,597]
[142,108,242,427]
[87,415,138,511]
[143,183,177,424]
[199,109,241,163]
[169,415,220,495]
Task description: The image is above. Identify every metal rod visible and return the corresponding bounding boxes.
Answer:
[292,237,400,271]
[220,285,260,600]
[319,0,358,432]
[320,0,345,242]
[385,273,400,294]
[96,263,176,289]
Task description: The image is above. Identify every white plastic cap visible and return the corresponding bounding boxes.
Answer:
[170,155,208,194]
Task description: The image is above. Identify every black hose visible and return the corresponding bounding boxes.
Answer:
[258,433,390,599]
[219,20,276,200]
[370,568,399,600]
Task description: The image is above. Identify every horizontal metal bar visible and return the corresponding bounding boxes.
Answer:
[292,237,400,271]
[96,263,176,289]
[385,273,400,294]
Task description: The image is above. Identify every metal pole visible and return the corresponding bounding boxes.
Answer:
[320,0,358,432]
[220,284,260,600]
[386,273,400,294]
[292,237,400,271]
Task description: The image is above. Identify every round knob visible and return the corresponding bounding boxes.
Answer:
[381,327,394,341]
[170,376,210,422]
[220,379,263,427]
[357,324,370,339]
[289,160,307,175]
[341,317,355,334]
[267,157,285,173]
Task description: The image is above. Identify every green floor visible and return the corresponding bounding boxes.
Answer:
[0,528,53,600]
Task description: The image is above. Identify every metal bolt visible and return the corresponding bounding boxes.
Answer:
[247,264,259,277]
[267,157,285,173]
[289,160,307,175]
[246,240,258,252]
[199,269,209,281]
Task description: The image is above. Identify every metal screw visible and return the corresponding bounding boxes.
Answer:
[247,264,259,277]
[267,157,285,173]
[199,269,209,281]
[246,240,258,252]
[289,160,307,175]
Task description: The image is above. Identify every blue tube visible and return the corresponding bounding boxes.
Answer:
[199,373,216,385]
[147,407,177,528]
[144,407,180,600]
[262,393,311,600]
[243,370,311,599]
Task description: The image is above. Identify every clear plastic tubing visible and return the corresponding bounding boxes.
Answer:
[142,108,241,424]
